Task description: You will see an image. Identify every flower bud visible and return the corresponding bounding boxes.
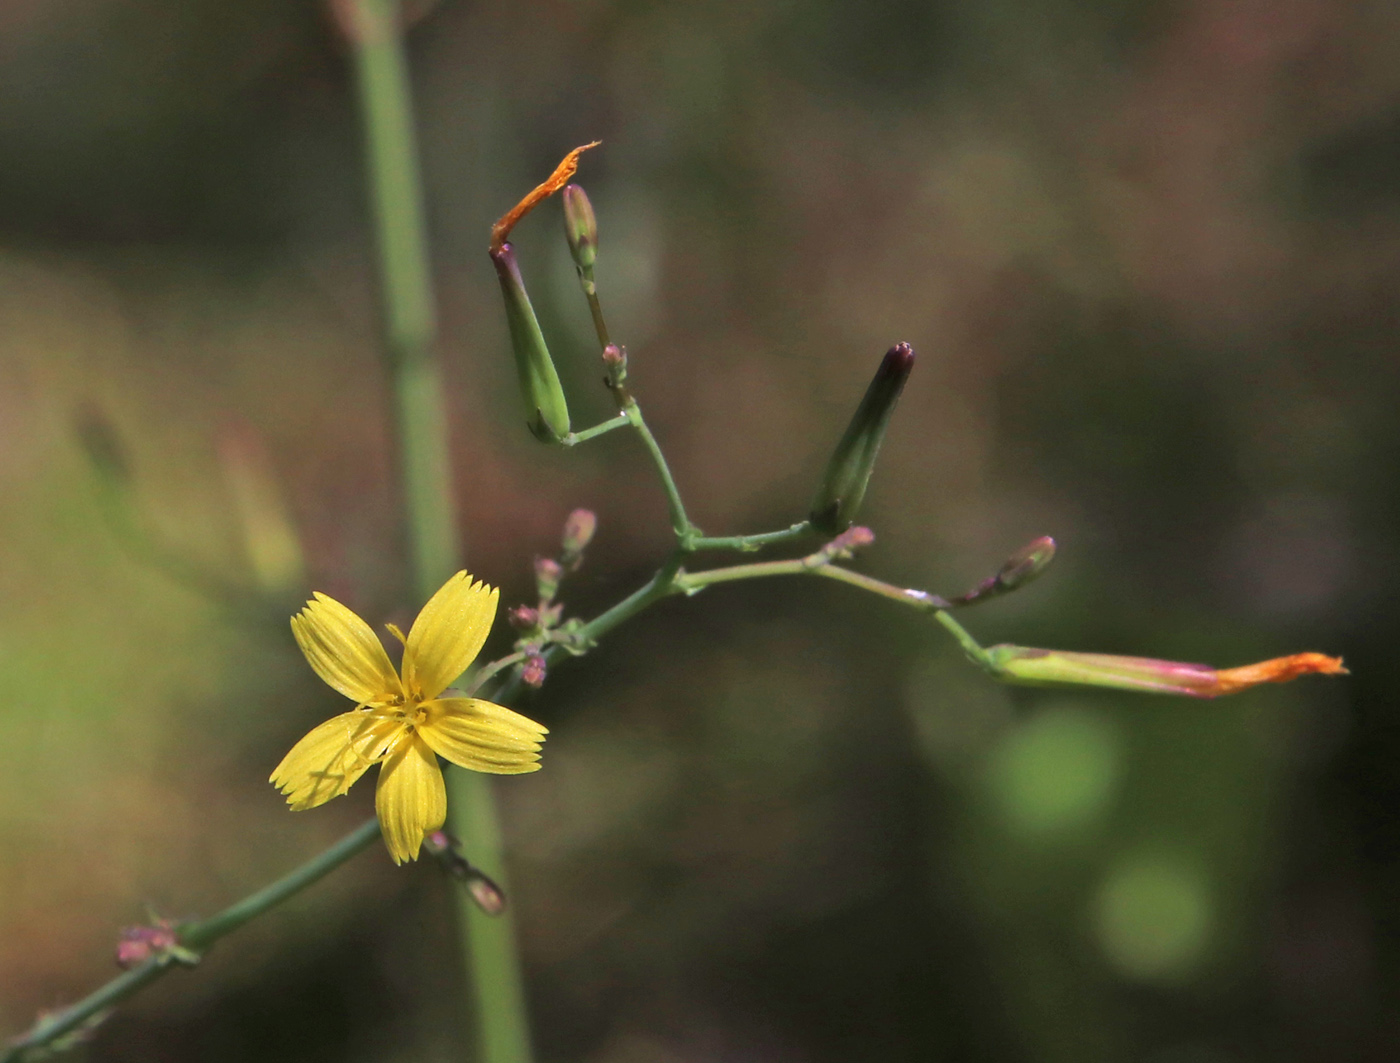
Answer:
[984,645,1346,698]
[995,536,1057,592]
[562,184,597,274]
[490,243,571,443]
[508,605,540,631]
[535,557,563,602]
[561,508,597,564]
[521,652,547,688]
[810,343,915,535]
[466,872,509,917]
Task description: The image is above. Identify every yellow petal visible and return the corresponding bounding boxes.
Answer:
[418,698,547,775]
[291,592,404,705]
[375,734,447,864]
[270,711,400,811]
[402,572,498,701]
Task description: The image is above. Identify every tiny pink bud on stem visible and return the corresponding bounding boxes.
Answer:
[561,508,597,568]
[535,557,563,602]
[521,652,547,688]
[508,605,540,630]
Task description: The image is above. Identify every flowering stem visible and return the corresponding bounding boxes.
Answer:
[562,414,630,446]
[2,537,992,1062]
[0,818,383,1063]
[623,402,695,546]
[347,3,532,1061]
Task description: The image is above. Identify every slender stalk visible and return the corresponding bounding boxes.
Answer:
[182,818,383,949]
[347,3,532,1061]
[623,403,693,545]
[583,289,611,350]
[0,819,382,1063]
[562,414,630,447]
[348,0,455,589]
[688,521,813,554]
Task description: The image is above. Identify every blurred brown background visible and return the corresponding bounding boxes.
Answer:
[1,0,1397,1060]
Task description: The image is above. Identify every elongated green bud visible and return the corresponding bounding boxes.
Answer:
[984,645,1346,698]
[490,242,571,443]
[810,343,915,534]
[562,184,597,274]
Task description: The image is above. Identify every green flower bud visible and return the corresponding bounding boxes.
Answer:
[562,184,597,274]
[490,243,571,443]
[810,343,915,535]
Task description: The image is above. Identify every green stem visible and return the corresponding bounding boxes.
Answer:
[562,414,630,447]
[583,286,611,350]
[672,551,989,665]
[465,650,530,695]
[623,403,694,546]
[0,818,382,1063]
[349,0,455,593]
[688,521,813,554]
[348,3,531,1061]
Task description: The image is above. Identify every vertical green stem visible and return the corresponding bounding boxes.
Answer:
[348,3,533,1061]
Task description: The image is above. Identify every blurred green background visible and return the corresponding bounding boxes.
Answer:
[1,0,1397,1059]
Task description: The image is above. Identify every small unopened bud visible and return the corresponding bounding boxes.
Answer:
[810,343,915,535]
[466,873,509,917]
[490,243,571,443]
[116,919,196,969]
[535,557,563,602]
[996,536,1056,591]
[950,536,1059,606]
[521,652,547,688]
[601,343,629,402]
[821,526,875,561]
[562,184,598,274]
[561,508,597,566]
[424,831,510,915]
[508,605,540,630]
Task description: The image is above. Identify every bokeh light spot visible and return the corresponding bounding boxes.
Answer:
[1095,856,1214,982]
[985,703,1122,838]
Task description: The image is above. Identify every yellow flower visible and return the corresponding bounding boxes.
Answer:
[271,571,548,864]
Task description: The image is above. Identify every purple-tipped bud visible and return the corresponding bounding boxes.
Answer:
[601,343,629,401]
[466,871,509,916]
[535,557,563,602]
[490,243,571,443]
[562,508,597,562]
[995,536,1057,592]
[508,605,540,630]
[562,184,598,274]
[823,526,876,561]
[424,832,510,914]
[521,652,547,688]
[116,923,176,969]
[810,343,915,535]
